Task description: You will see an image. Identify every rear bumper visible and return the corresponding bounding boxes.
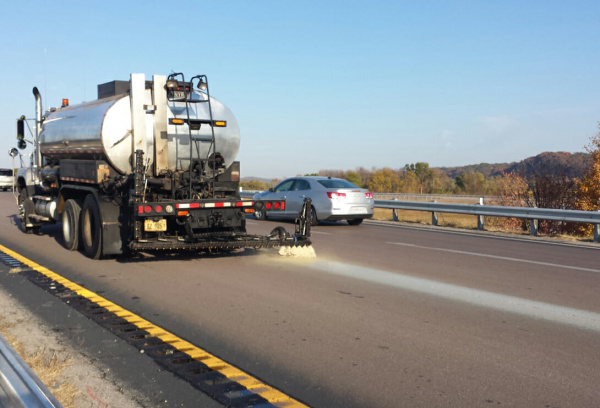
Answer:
[324,213,373,221]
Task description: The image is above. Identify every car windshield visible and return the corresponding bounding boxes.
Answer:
[317,179,358,189]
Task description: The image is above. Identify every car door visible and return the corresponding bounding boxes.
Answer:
[267,178,295,217]
[285,179,311,215]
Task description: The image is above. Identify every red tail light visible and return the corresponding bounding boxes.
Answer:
[365,192,373,199]
[327,192,346,199]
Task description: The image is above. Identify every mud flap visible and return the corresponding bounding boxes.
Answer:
[98,197,125,256]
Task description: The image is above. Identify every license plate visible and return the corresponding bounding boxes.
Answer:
[172,90,186,99]
[349,207,367,214]
[144,219,167,232]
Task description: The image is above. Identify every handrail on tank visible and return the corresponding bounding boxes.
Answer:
[190,74,217,199]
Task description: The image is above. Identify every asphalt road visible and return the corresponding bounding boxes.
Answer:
[0,191,599,407]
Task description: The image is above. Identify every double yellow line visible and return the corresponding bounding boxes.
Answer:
[0,244,308,407]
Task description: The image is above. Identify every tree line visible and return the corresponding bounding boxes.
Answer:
[240,131,600,237]
[241,164,495,195]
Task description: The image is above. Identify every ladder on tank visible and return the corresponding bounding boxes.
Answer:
[165,73,218,199]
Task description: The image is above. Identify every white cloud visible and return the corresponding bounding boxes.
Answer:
[478,115,519,136]
[439,129,454,149]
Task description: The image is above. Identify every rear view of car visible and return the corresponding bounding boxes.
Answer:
[0,169,14,191]
[314,178,374,225]
[253,176,373,225]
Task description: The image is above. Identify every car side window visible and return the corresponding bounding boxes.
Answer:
[274,179,295,192]
[292,179,310,191]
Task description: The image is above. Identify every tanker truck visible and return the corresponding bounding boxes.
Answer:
[14,73,311,259]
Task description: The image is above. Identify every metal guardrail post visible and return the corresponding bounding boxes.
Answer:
[477,197,484,230]
[594,219,600,243]
[392,198,398,221]
[431,201,438,226]
[530,219,539,236]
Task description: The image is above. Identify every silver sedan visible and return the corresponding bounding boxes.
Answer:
[253,176,374,225]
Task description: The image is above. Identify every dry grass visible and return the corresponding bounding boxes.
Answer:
[373,208,479,229]
[0,317,79,407]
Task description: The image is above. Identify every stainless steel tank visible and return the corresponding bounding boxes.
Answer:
[39,90,241,175]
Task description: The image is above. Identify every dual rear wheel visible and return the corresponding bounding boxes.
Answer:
[62,195,103,259]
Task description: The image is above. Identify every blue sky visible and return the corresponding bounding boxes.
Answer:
[1,1,599,178]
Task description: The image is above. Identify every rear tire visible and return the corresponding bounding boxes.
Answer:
[62,199,82,251]
[310,206,319,226]
[347,218,363,226]
[81,195,103,259]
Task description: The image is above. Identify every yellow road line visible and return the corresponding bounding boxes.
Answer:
[0,244,308,407]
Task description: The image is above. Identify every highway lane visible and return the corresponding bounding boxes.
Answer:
[0,192,599,407]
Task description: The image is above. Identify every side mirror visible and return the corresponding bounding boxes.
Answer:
[269,187,274,192]
[16,116,26,150]
[8,148,18,158]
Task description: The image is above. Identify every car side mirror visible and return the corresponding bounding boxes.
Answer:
[269,188,274,192]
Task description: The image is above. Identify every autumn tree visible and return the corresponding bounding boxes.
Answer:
[487,171,531,231]
[576,130,600,235]
[240,179,271,191]
[430,169,454,193]
[455,172,487,194]
[404,162,433,194]
[530,173,578,235]
[344,171,364,187]
[367,168,402,193]
[401,170,419,193]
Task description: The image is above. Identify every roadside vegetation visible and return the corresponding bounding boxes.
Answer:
[241,130,600,239]
[0,316,78,407]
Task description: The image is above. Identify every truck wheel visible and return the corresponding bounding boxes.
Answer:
[18,187,35,234]
[62,199,82,251]
[81,195,103,259]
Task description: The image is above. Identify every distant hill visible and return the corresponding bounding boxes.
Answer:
[438,162,516,178]
[438,151,591,180]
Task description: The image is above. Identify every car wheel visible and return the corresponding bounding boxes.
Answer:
[347,218,363,226]
[254,209,267,220]
[310,206,319,226]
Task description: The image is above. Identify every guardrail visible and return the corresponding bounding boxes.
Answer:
[241,190,600,242]
[375,199,600,242]
[372,193,499,203]
[0,333,63,407]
